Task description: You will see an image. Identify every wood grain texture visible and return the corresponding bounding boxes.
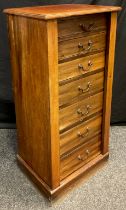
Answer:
[102,12,117,154]
[7,15,60,189]
[4,4,121,20]
[17,154,53,198]
[58,51,105,83]
[17,152,109,199]
[59,71,104,107]
[59,92,103,132]
[58,32,106,61]
[46,20,60,188]
[60,115,102,156]
[59,152,109,195]
[60,135,101,180]
[58,13,106,41]
[5,4,119,199]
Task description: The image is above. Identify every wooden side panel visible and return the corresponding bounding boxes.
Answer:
[47,20,60,188]
[102,12,117,154]
[7,15,60,188]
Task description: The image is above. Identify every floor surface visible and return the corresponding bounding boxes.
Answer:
[0,127,126,210]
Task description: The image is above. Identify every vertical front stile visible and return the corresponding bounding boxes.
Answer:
[47,19,60,189]
[102,12,117,154]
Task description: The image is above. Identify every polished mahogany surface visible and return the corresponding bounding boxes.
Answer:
[4,4,121,20]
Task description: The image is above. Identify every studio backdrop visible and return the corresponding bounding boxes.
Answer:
[0,0,125,127]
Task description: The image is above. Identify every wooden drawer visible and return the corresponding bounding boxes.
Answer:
[58,14,106,41]
[59,91,103,132]
[59,51,105,83]
[60,135,101,180]
[60,115,102,156]
[58,32,106,61]
[59,71,104,107]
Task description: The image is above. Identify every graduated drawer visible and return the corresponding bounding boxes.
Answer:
[58,13,106,41]
[59,51,105,83]
[58,32,106,61]
[59,71,104,107]
[59,91,103,132]
[60,135,101,180]
[60,115,102,156]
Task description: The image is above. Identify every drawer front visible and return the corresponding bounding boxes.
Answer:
[59,51,105,83]
[60,135,101,180]
[58,32,106,61]
[58,14,106,41]
[60,115,102,156]
[59,91,103,132]
[59,71,104,107]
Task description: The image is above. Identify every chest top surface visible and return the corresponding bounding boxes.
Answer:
[4,4,121,20]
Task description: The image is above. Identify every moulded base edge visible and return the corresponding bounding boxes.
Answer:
[17,152,109,200]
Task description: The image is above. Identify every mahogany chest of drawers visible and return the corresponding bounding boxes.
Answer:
[4,4,121,199]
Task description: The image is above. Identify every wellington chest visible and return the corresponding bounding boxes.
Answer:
[4,4,121,199]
